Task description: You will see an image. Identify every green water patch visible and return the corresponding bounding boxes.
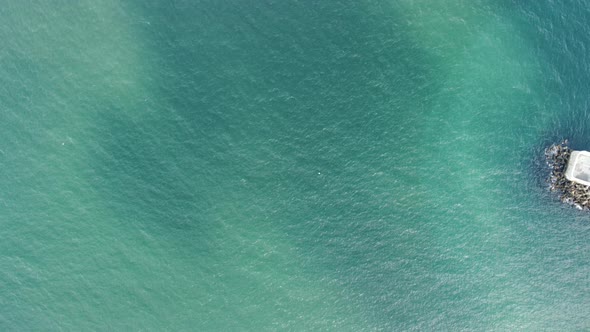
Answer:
[0,1,168,330]
[374,0,590,329]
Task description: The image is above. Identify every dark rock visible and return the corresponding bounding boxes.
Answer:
[544,140,590,210]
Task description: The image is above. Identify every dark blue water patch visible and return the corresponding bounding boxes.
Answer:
[510,0,590,144]
[109,1,446,226]
[106,2,460,329]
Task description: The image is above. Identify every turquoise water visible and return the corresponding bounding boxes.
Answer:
[2,0,590,330]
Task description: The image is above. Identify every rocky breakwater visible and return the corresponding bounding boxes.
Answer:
[545,140,590,210]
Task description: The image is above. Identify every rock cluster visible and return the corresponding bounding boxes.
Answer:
[545,140,590,210]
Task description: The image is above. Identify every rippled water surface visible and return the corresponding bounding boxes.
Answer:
[2,1,590,330]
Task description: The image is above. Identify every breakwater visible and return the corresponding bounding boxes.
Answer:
[545,140,590,210]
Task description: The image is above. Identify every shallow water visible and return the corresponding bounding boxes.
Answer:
[2,0,590,330]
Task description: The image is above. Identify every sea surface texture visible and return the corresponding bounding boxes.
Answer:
[2,1,590,330]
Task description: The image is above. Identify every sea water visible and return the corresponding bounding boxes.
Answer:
[2,0,590,330]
